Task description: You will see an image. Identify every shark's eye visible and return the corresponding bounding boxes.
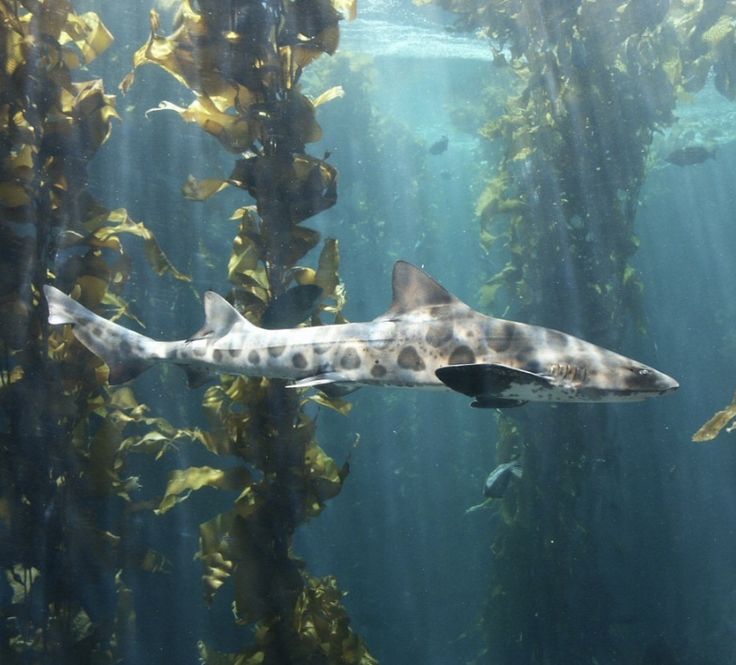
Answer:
[637,368,650,376]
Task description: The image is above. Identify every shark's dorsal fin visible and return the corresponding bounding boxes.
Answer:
[377,261,463,320]
[188,292,254,341]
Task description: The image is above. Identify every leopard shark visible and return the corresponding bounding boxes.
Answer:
[43,261,678,407]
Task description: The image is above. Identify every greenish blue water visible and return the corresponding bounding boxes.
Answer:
[39,2,736,663]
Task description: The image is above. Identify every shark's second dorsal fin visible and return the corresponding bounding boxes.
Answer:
[188,292,254,341]
[377,261,463,320]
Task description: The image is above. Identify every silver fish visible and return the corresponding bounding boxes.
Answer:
[484,460,523,498]
[43,261,678,406]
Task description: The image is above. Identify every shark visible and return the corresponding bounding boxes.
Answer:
[43,261,678,407]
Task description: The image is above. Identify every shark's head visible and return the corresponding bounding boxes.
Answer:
[550,344,679,402]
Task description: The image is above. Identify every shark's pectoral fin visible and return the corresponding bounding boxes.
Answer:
[436,363,552,408]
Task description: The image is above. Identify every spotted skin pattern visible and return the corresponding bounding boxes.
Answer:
[43,262,678,405]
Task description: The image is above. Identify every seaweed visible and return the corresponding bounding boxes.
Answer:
[122,2,375,663]
[0,1,184,662]
[693,391,736,442]
[416,0,736,661]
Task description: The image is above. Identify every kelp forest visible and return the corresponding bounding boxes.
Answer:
[1,0,373,662]
[417,0,736,662]
[3,0,736,663]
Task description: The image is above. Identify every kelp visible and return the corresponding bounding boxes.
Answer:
[124,1,374,662]
[416,0,736,661]
[0,1,186,662]
[693,392,736,442]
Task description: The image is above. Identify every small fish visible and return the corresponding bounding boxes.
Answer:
[260,284,323,330]
[484,460,522,498]
[428,136,448,155]
[664,145,715,166]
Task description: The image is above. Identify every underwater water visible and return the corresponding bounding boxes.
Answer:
[6,0,736,664]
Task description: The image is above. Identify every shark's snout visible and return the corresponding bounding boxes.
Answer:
[627,363,679,397]
[655,371,679,394]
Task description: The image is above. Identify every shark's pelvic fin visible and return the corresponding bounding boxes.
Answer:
[435,363,553,408]
[288,372,348,389]
[375,261,464,320]
[188,291,253,341]
[288,372,359,398]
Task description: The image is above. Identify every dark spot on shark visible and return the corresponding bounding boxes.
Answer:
[340,348,361,369]
[624,371,648,389]
[515,346,534,363]
[268,345,285,358]
[398,346,425,371]
[228,348,242,357]
[213,349,223,362]
[371,363,387,378]
[426,321,453,347]
[193,346,206,358]
[482,319,497,337]
[313,343,329,354]
[248,350,260,364]
[92,326,103,337]
[448,345,475,365]
[120,340,132,354]
[292,352,308,369]
[489,323,515,352]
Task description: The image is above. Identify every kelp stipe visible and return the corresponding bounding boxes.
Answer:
[415,0,736,661]
[123,1,375,662]
[0,1,185,662]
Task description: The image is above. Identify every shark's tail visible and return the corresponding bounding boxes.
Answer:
[44,285,162,384]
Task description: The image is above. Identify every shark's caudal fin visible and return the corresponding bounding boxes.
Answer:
[44,285,159,384]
